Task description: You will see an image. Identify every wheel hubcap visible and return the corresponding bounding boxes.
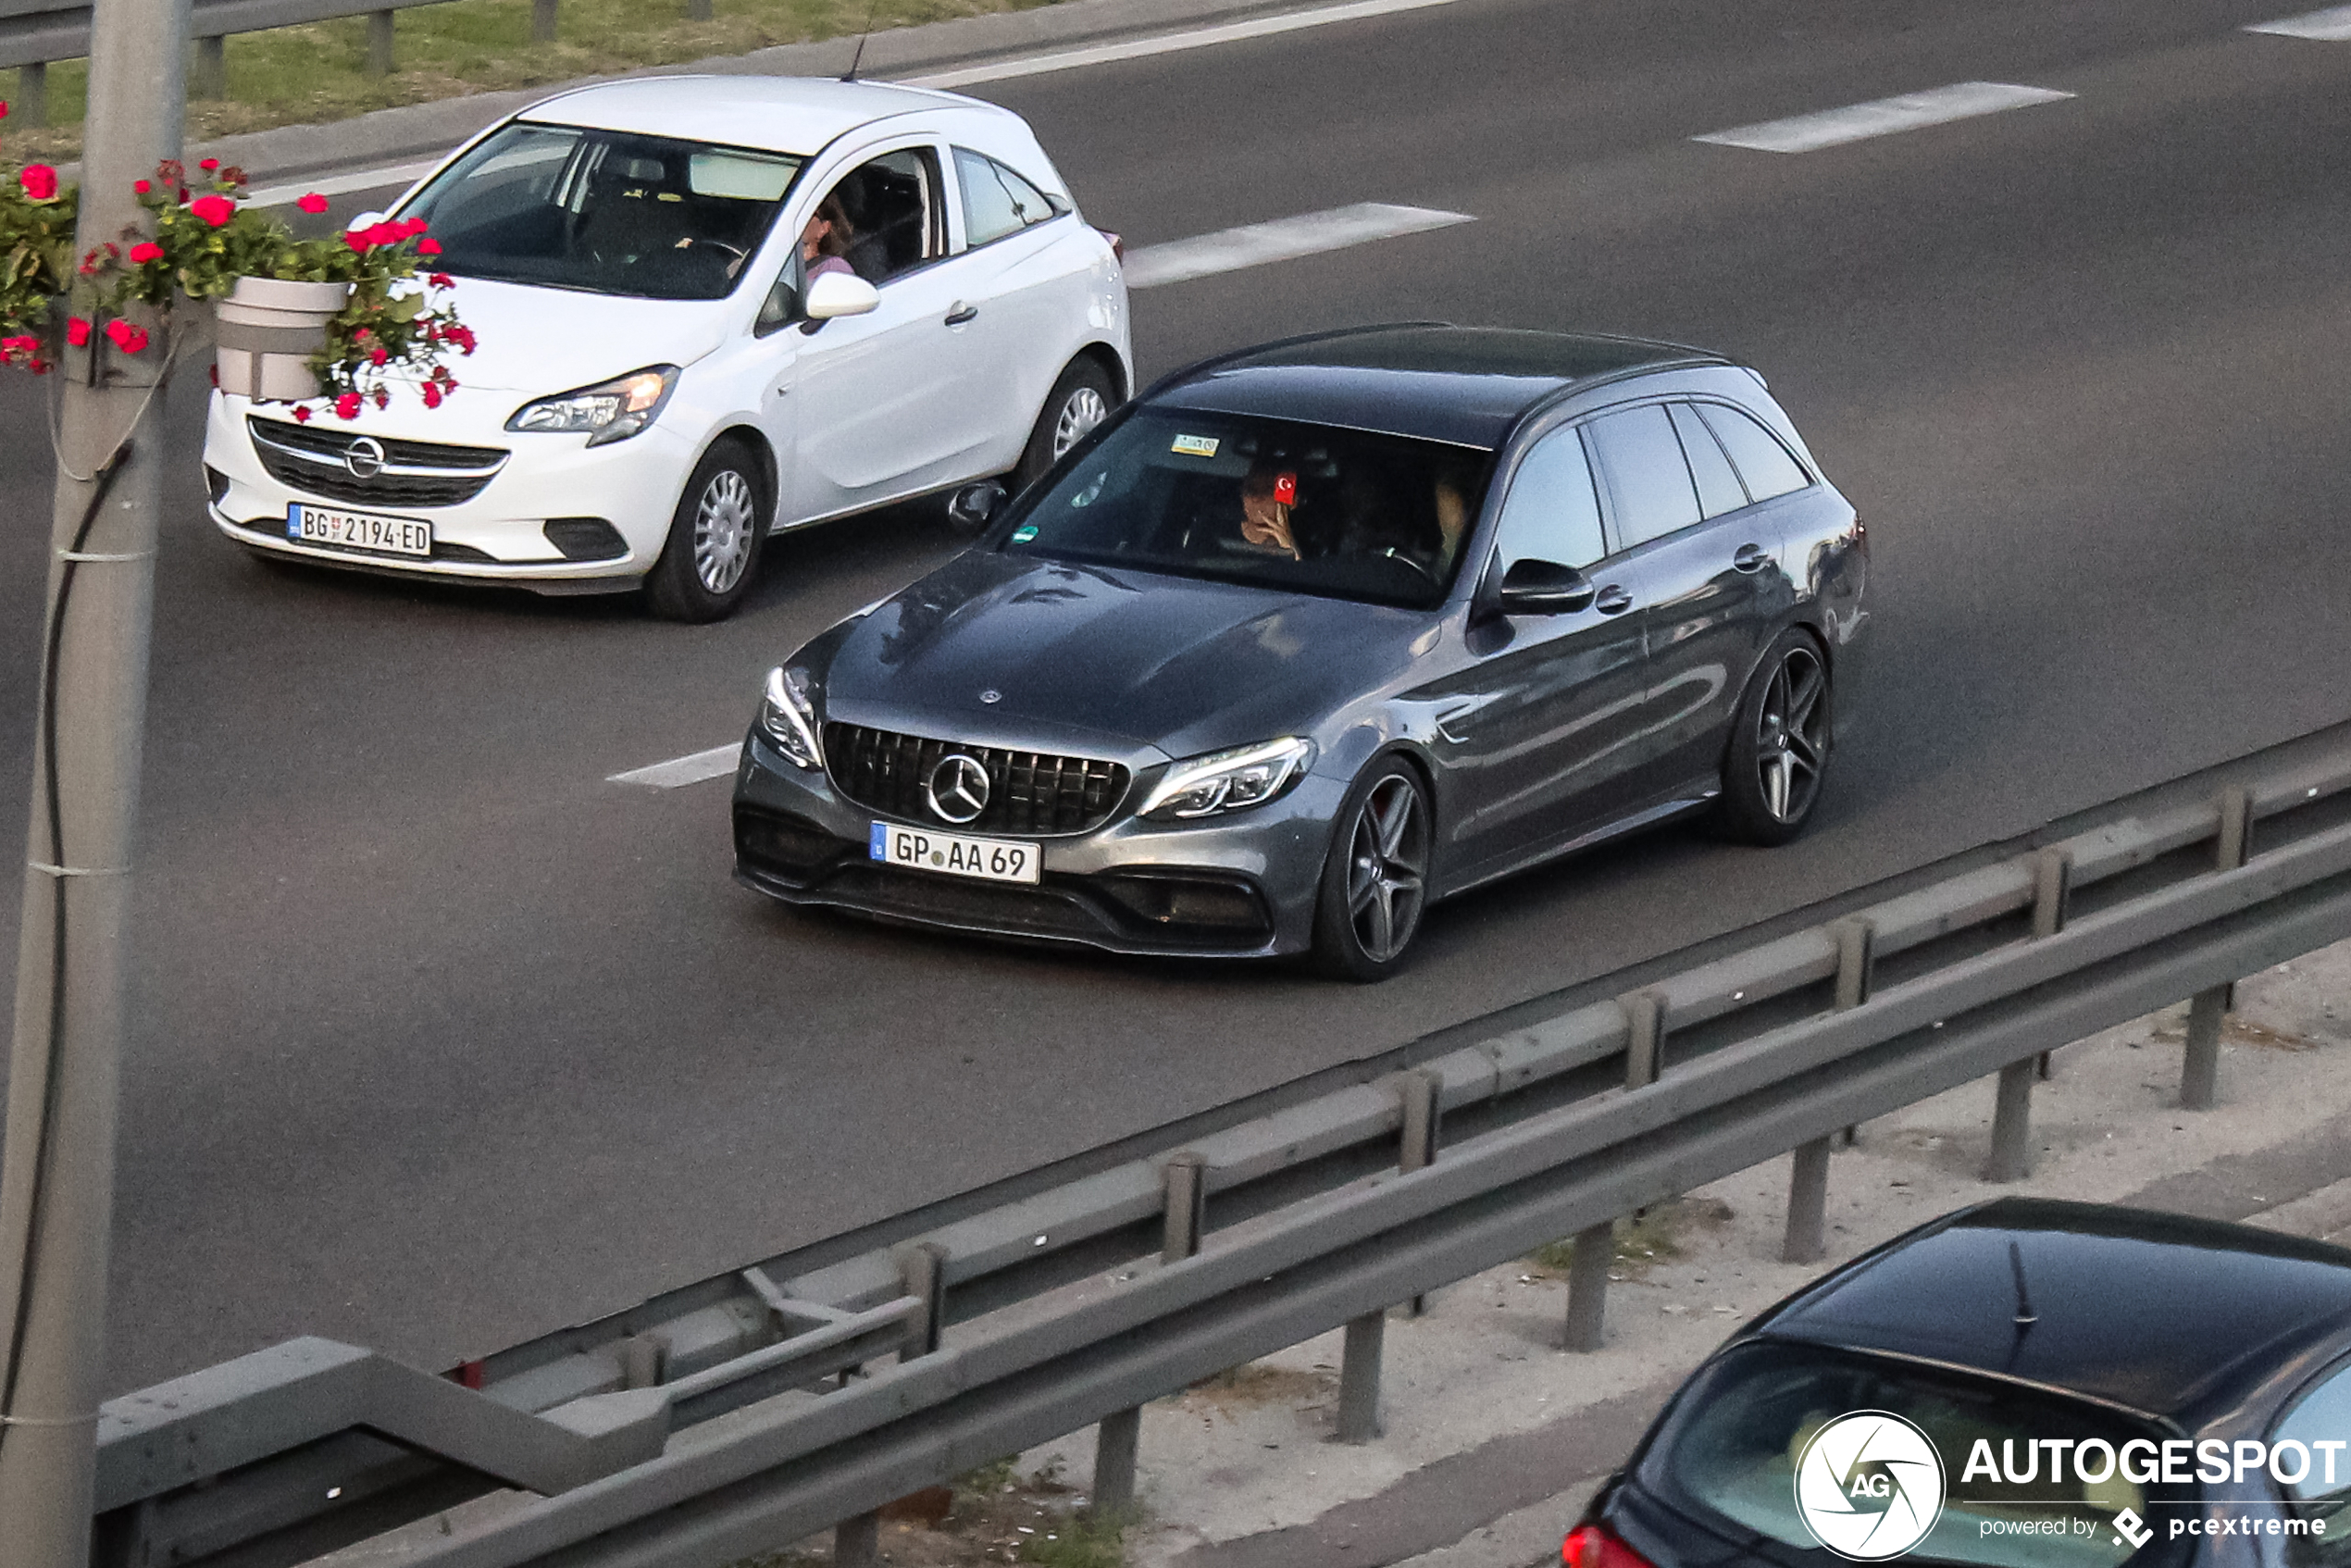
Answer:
[1754,645,1827,823]
[1344,775,1429,964]
[694,469,756,594]
[1051,386,1109,459]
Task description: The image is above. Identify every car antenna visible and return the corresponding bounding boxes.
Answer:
[840,0,882,81]
[2008,1239,2038,1327]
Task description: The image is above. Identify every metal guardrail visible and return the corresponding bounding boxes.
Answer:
[87,730,2351,1568]
[1,0,710,120]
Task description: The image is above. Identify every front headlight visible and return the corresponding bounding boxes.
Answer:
[757,666,824,770]
[1140,738,1315,822]
[507,365,680,447]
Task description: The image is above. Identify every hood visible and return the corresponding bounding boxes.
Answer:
[427,277,730,393]
[819,552,1429,760]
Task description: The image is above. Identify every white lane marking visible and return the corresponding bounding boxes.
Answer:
[609,743,741,790]
[245,159,442,210]
[907,0,1464,89]
[2245,4,2351,39]
[1124,202,1474,288]
[1692,81,2075,154]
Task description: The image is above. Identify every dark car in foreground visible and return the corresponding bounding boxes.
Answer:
[1568,1200,2351,1568]
[732,324,1869,977]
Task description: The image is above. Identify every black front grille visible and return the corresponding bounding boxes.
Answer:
[248,417,506,508]
[824,724,1129,836]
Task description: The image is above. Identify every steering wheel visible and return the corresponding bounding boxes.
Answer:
[1379,546,1439,584]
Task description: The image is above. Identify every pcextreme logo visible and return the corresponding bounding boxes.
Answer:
[1794,1411,1947,1561]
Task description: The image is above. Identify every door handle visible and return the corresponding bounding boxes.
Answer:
[1733,542,1773,574]
[944,303,979,325]
[1595,585,1634,615]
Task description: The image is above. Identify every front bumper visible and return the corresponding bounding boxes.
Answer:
[202,391,697,589]
[730,731,1342,959]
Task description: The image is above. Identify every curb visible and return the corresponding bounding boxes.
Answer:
[149,0,1346,185]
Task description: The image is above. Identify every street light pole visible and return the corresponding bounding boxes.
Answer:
[0,0,190,1556]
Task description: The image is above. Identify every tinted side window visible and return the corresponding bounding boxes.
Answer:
[956,148,1057,248]
[1670,403,1748,518]
[817,148,942,285]
[1698,404,1811,503]
[1588,405,1701,549]
[1492,428,1606,570]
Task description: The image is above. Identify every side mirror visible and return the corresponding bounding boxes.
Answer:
[350,210,388,230]
[802,271,880,322]
[1495,557,1596,616]
[947,480,1007,534]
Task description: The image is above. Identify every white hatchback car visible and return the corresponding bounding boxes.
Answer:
[201,76,1134,619]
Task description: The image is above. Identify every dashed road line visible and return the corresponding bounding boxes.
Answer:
[1123,202,1474,289]
[2245,5,2351,40]
[905,0,1466,90]
[1692,81,2075,154]
[609,743,740,790]
[245,159,442,210]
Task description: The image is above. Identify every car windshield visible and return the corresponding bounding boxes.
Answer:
[1644,1341,2192,1568]
[397,122,803,301]
[1001,410,1494,610]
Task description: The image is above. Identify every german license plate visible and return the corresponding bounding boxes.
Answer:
[869,822,1039,885]
[288,503,432,558]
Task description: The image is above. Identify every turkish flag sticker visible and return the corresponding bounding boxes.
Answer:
[1274,472,1298,505]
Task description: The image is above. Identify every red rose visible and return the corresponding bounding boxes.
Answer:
[66,317,91,347]
[368,345,389,367]
[403,217,429,237]
[0,101,9,119]
[133,179,151,193]
[418,237,442,256]
[334,392,362,420]
[422,382,442,409]
[343,231,367,254]
[104,318,149,355]
[129,241,164,264]
[199,157,219,170]
[19,164,58,201]
[189,193,236,227]
[291,405,312,422]
[373,388,389,409]
[429,272,454,288]
[296,192,330,214]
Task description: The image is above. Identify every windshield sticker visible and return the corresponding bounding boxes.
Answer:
[1171,434,1220,457]
[1011,524,1039,542]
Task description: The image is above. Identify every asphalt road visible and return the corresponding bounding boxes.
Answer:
[5,0,2351,1393]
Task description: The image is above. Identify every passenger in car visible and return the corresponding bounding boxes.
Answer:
[1238,462,1301,559]
[801,192,857,284]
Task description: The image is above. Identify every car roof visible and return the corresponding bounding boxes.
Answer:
[1143,325,1731,448]
[1751,1199,2351,1424]
[518,74,978,157]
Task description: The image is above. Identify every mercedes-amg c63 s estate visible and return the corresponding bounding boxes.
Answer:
[731,325,1870,978]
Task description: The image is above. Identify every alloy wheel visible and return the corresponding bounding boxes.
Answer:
[694,469,757,595]
[1051,386,1110,460]
[1754,644,1827,824]
[1344,773,1429,964]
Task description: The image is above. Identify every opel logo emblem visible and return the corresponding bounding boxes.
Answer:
[927,753,990,825]
[344,436,387,480]
[979,689,1001,704]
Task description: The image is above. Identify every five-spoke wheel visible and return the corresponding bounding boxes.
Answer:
[1312,758,1433,981]
[1718,630,1833,845]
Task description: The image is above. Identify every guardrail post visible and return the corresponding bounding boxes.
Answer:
[1336,1312,1384,1442]
[192,34,226,98]
[1563,1220,1614,1351]
[834,1509,881,1567]
[2032,848,2072,1077]
[1985,1059,2035,1181]
[2183,786,2253,1111]
[619,1333,665,1389]
[1400,1067,1438,1313]
[898,1242,945,1362]
[365,9,394,74]
[1783,1138,1831,1264]
[531,0,558,42]
[15,63,46,126]
[1834,916,1873,1143]
[1093,1154,1205,1512]
[1623,991,1667,1089]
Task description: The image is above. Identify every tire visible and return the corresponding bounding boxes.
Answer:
[1715,628,1833,846]
[1310,756,1435,983]
[645,440,765,623]
[1013,356,1116,492]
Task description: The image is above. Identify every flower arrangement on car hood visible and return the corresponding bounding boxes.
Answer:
[0,105,474,418]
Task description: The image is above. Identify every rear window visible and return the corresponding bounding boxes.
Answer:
[1644,1341,2193,1568]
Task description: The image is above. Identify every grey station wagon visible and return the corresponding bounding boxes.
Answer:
[732,325,1871,978]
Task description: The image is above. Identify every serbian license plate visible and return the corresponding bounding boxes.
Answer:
[869,822,1040,885]
[287,503,432,558]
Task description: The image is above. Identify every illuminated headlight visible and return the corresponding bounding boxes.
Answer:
[757,666,824,770]
[507,366,680,447]
[1140,738,1315,822]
